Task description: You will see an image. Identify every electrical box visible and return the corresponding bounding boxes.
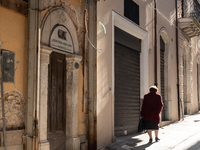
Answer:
[2,50,15,83]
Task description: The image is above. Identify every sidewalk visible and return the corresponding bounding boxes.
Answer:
[106,111,200,150]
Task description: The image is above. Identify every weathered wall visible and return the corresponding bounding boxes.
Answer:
[0,0,28,15]
[60,1,87,144]
[0,91,25,130]
[0,5,28,97]
[41,0,85,55]
[177,0,200,115]
[0,5,28,130]
[40,0,87,146]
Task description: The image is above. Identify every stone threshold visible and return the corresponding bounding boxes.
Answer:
[160,120,172,127]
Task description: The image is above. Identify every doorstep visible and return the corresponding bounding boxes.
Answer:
[160,120,171,127]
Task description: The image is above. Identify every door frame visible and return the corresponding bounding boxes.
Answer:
[38,46,82,150]
[38,6,82,150]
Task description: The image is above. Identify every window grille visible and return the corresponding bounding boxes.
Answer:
[178,0,200,23]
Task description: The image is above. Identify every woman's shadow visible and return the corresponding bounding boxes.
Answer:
[106,137,153,150]
[125,138,153,150]
[132,142,154,150]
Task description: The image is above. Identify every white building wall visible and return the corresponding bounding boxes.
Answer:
[97,1,149,148]
[179,32,200,115]
[191,37,199,113]
[97,0,200,148]
[97,1,123,148]
[156,0,178,121]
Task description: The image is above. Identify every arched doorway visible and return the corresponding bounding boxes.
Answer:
[38,7,82,150]
[159,28,172,121]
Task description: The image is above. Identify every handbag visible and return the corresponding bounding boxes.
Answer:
[138,117,145,132]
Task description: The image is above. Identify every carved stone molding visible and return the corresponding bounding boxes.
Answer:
[40,48,52,64]
[41,7,79,54]
[179,18,200,38]
[66,54,82,70]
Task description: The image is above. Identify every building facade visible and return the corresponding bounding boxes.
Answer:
[0,0,96,150]
[178,0,200,115]
[1,0,200,150]
[0,0,28,149]
[97,0,200,149]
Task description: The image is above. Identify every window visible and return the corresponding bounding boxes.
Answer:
[124,0,139,25]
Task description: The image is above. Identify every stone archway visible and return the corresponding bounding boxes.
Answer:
[159,27,172,121]
[41,6,79,54]
[38,7,82,150]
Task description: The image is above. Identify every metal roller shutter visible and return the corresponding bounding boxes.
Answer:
[114,42,140,137]
[160,37,165,121]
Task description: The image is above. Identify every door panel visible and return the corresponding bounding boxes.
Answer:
[48,52,66,150]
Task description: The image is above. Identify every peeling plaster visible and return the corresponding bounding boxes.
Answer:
[0,90,25,130]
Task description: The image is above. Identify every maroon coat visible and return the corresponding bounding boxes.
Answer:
[141,92,164,123]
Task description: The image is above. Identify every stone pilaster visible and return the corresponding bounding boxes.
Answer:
[65,54,82,150]
[38,49,51,150]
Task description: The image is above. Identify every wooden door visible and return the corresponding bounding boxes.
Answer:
[48,52,66,150]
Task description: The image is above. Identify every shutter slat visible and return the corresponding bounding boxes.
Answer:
[114,42,140,137]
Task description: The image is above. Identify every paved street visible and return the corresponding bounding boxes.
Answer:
[106,112,200,150]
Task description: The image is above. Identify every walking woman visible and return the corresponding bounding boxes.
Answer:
[141,86,164,143]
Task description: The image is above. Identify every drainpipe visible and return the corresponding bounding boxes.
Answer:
[25,0,39,149]
[175,0,181,120]
[154,0,158,86]
[88,0,97,149]
[35,0,41,149]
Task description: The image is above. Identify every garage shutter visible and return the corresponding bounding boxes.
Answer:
[160,37,165,120]
[114,42,140,137]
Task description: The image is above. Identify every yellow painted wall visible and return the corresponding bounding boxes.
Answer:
[66,0,82,7]
[0,6,28,98]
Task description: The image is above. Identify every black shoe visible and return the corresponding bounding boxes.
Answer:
[155,137,160,142]
[149,139,152,143]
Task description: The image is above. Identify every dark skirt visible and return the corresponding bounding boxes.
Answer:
[144,120,159,130]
